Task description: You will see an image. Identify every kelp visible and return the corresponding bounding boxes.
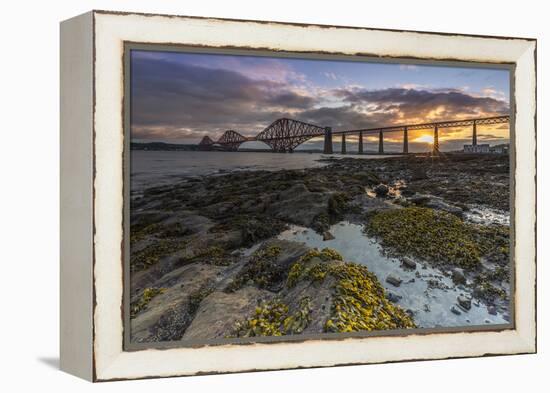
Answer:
[365,207,508,270]
[131,239,186,272]
[325,263,415,332]
[287,248,415,332]
[229,297,313,337]
[130,287,166,319]
[225,245,283,292]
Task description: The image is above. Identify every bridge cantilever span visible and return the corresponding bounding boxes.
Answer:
[256,118,326,152]
[200,115,510,154]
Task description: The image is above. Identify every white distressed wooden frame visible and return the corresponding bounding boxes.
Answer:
[60,10,536,382]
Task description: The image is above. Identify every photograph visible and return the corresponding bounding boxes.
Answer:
[127,47,513,344]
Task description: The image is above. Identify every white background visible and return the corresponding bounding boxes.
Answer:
[0,0,546,391]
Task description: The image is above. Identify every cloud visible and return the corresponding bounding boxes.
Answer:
[334,87,509,121]
[131,55,316,140]
[131,55,510,146]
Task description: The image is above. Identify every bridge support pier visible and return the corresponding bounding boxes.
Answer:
[472,121,477,146]
[341,134,346,154]
[378,131,384,154]
[433,125,439,155]
[323,127,333,154]
[403,127,408,154]
[358,131,364,154]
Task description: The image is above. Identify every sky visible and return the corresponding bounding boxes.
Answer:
[130,49,510,152]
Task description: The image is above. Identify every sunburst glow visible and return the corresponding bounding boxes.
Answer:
[414,135,434,144]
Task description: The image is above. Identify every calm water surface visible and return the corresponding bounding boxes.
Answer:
[131,150,394,192]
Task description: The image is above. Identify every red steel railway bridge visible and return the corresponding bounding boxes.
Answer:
[198,115,510,154]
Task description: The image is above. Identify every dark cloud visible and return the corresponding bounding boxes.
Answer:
[333,87,509,121]
[131,56,315,140]
[131,56,510,145]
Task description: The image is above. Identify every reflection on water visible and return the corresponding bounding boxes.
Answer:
[278,222,507,328]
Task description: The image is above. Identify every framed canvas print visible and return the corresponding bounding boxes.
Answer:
[60,10,537,381]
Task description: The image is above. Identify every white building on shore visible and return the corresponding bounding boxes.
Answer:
[463,143,509,154]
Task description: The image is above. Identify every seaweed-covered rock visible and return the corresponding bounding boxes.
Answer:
[451,268,467,285]
[365,207,508,271]
[226,240,309,292]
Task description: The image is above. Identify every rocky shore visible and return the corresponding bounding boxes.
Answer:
[130,153,511,342]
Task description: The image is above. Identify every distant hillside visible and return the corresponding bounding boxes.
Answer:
[131,142,199,151]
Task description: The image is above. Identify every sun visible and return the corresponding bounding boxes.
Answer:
[414,135,434,144]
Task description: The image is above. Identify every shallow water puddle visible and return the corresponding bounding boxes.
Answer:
[278,222,507,328]
[464,206,510,226]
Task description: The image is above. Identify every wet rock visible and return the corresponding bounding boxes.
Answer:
[386,274,402,287]
[405,309,415,317]
[457,294,471,310]
[411,167,428,180]
[401,188,415,197]
[451,268,466,285]
[183,287,273,340]
[408,194,430,206]
[272,188,330,229]
[401,257,416,270]
[374,184,389,197]
[322,231,335,241]
[425,199,463,217]
[386,291,402,303]
[450,306,461,315]
[487,305,497,315]
[427,279,447,290]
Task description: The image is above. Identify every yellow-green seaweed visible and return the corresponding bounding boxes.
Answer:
[130,287,166,319]
[229,297,313,337]
[365,207,508,270]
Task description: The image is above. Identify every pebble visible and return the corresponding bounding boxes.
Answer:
[386,291,402,303]
[457,294,472,310]
[451,306,462,315]
[487,305,497,315]
[322,231,335,241]
[386,274,403,287]
[374,184,389,197]
[401,257,417,270]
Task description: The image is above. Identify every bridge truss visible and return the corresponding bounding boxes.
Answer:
[256,118,326,152]
[203,115,510,154]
